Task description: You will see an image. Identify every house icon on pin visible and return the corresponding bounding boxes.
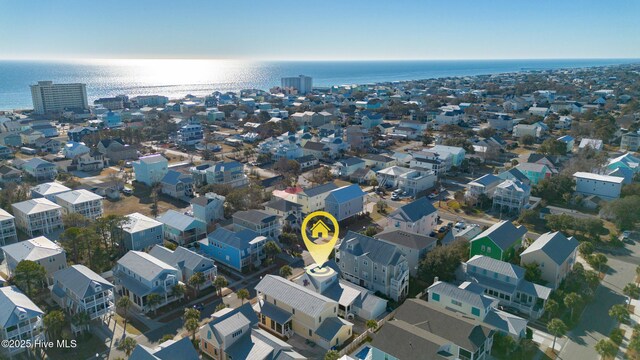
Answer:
[310,220,331,238]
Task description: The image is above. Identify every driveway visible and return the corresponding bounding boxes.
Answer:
[558,246,639,359]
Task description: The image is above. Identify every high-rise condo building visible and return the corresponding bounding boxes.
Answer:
[30,81,89,114]
[281,75,313,94]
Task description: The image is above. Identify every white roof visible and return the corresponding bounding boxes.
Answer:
[12,198,61,215]
[573,172,624,184]
[117,251,177,282]
[31,182,71,196]
[2,236,64,262]
[55,189,103,204]
[0,208,13,222]
[122,212,163,233]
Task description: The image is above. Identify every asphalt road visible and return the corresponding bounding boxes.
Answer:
[558,243,640,359]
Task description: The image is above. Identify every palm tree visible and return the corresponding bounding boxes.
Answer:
[544,299,559,320]
[624,283,640,308]
[279,265,293,278]
[609,304,630,324]
[214,276,228,297]
[564,293,582,319]
[171,283,186,301]
[116,296,132,335]
[44,310,66,340]
[595,339,617,359]
[185,318,199,342]
[188,272,206,297]
[264,241,282,263]
[184,307,201,322]
[71,312,91,334]
[324,350,340,360]
[117,337,137,356]
[236,289,249,304]
[146,293,163,315]
[547,318,567,353]
[366,319,378,332]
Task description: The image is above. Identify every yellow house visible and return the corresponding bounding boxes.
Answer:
[254,275,353,349]
[310,220,331,238]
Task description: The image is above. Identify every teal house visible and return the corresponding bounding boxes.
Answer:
[514,162,552,185]
[469,220,527,261]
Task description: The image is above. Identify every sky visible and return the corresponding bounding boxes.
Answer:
[1,0,639,61]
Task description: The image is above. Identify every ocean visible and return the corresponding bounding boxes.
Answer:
[0,58,637,110]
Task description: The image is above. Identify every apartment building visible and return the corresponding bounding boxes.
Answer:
[30,80,88,114]
[55,189,104,220]
[12,198,64,238]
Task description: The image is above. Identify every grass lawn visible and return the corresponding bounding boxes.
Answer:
[333,179,352,187]
[46,333,107,360]
[113,313,146,336]
[370,204,392,221]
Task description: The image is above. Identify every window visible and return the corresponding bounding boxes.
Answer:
[451,299,462,307]
[471,307,480,316]
[487,247,491,253]
[309,329,312,337]
[432,293,440,302]
[481,245,486,251]
[292,309,295,314]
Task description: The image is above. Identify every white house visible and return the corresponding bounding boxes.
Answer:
[520,231,579,289]
[2,236,67,283]
[55,189,104,220]
[11,198,64,238]
[573,172,624,200]
[386,197,438,235]
[0,209,17,246]
[133,154,169,186]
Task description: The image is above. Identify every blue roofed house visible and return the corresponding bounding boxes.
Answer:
[199,303,306,360]
[324,184,366,222]
[0,145,13,159]
[557,135,574,153]
[233,209,282,240]
[148,245,217,290]
[360,111,383,129]
[161,170,194,200]
[199,228,267,272]
[0,286,45,357]
[157,210,206,246]
[205,161,248,188]
[120,212,164,251]
[133,154,168,186]
[469,220,527,262]
[607,153,639,175]
[51,265,114,323]
[336,231,409,301]
[467,174,503,202]
[386,197,438,235]
[114,251,182,312]
[21,158,57,181]
[520,231,579,289]
[0,133,22,147]
[130,337,199,360]
[462,255,552,319]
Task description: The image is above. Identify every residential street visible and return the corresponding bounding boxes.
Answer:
[558,243,640,359]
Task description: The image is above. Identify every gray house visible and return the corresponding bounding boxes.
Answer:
[324,184,366,222]
[374,229,437,276]
[335,231,409,301]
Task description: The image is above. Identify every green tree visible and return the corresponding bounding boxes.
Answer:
[594,338,617,359]
[564,292,582,319]
[324,350,340,360]
[366,319,378,331]
[117,296,132,334]
[602,195,640,230]
[171,283,186,301]
[215,302,228,312]
[624,283,640,304]
[418,239,469,284]
[71,311,91,334]
[264,241,282,262]
[188,272,206,297]
[609,304,630,324]
[279,265,293,278]
[160,334,174,343]
[523,262,544,284]
[185,318,199,342]
[214,276,228,297]
[539,138,567,155]
[521,134,535,146]
[117,337,137,356]
[578,242,595,257]
[13,260,46,297]
[184,307,201,322]
[547,318,567,352]
[44,310,66,340]
[588,253,608,273]
[544,299,559,320]
[363,226,378,237]
[237,288,250,304]
[146,293,163,315]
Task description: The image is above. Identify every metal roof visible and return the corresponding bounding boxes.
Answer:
[0,286,43,328]
[520,231,579,266]
[255,275,335,318]
[471,220,526,251]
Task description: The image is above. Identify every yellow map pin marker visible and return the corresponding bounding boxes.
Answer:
[301,211,340,268]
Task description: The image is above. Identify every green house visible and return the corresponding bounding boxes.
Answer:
[469,220,527,261]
